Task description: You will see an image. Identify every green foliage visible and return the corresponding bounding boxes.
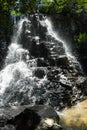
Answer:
[0,0,16,41]
[37,0,87,14]
[0,0,87,15]
[53,0,87,14]
[0,0,87,42]
[75,33,87,43]
[11,10,21,15]
[76,0,87,13]
[39,1,58,13]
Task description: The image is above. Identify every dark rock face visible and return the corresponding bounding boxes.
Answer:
[33,68,45,79]
[0,41,7,70]
[19,13,65,60]
[77,43,87,74]
[0,105,61,130]
[50,13,87,74]
[17,13,87,109]
[56,55,69,68]
[8,109,41,130]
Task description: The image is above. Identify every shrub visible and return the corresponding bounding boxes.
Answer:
[74,33,87,43]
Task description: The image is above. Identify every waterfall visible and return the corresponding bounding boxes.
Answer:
[0,14,85,111]
[45,18,73,58]
[0,13,87,130]
[0,18,47,107]
[44,18,83,74]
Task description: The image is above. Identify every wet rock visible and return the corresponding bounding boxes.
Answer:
[38,42,50,58]
[76,76,87,94]
[56,55,69,68]
[37,58,49,67]
[33,68,46,79]
[0,125,15,130]
[59,75,72,89]
[48,58,55,66]
[28,13,47,40]
[0,105,61,130]
[38,118,62,130]
[30,38,38,57]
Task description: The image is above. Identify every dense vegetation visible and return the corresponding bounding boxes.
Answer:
[0,0,87,39]
[0,0,87,14]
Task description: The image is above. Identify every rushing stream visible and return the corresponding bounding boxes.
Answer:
[0,13,87,130]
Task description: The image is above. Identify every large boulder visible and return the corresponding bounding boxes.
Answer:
[0,105,61,130]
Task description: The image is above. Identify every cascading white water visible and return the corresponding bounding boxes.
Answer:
[0,18,47,107]
[11,18,29,43]
[44,18,83,73]
[45,18,73,57]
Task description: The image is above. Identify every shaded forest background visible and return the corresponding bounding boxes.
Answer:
[0,0,87,73]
